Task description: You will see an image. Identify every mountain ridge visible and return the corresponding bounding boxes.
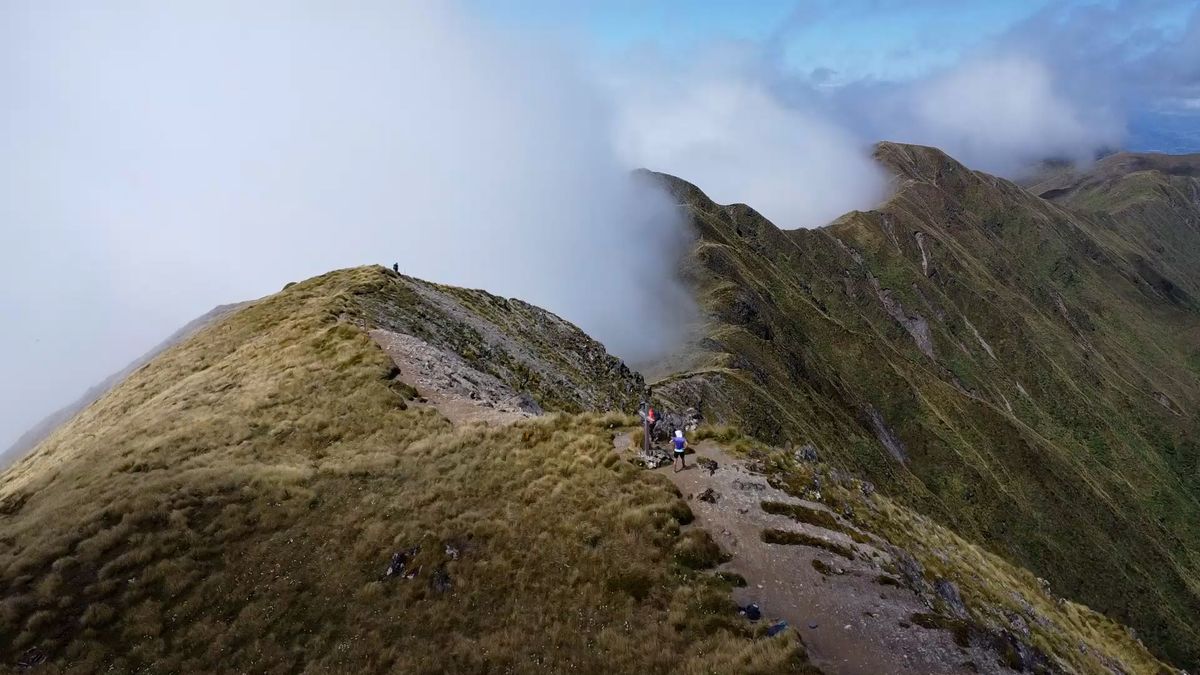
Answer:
[648,141,1200,666]
[0,263,1178,673]
[0,303,248,472]
[2,142,1198,670]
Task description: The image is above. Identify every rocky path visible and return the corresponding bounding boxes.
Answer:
[634,439,1012,675]
[370,328,541,426]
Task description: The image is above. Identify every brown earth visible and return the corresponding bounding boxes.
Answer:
[616,437,1013,675]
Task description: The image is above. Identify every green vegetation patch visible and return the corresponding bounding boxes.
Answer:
[673,529,731,569]
[714,571,747,587]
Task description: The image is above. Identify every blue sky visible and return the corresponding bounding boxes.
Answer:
[471,0,1200,153]
[473,0,1042,79]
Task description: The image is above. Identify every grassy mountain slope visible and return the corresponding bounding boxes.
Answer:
[0,303,247,471]
[1028,152,1200,302]
[650,143,1200,667]
[1,263,1177,673]
[0,267,816,673]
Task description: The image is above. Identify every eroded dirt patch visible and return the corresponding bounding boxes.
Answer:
[370,329,541,426]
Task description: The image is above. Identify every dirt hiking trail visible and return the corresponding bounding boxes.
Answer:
[647,440,1013,675]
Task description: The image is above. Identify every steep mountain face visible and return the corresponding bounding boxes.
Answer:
[0,303,247,471]
[651,143,1200,667]
[359,272,646,415]
[1027,151,1200,303]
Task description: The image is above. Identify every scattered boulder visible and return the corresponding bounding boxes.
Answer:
[697,457,719,475]
[934,579,969,619]
[509,392,544,415]
[645,406,704,443]
[698,488,720,504]
[1006,611,1032,640]
[0,492,29,516]
[795,444,819,462]
[994,630,1052,673]
[634,446,673,469]
[891,548,928,593]
[740,603,762,621]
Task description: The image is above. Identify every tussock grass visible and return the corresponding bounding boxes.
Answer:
[760,500,842,532]
[0,268,810,673]
[673,529,731,569]
[760,529,855,560]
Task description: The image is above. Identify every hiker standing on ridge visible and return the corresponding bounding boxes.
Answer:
[672,429,688,472]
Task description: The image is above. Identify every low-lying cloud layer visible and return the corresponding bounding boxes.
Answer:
[610,50,890,228]
[899,56,1122,172]
[1,2,707,452]
[2,0,1198,452]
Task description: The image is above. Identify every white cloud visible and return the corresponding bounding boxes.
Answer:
[6,0,1157,453]
[901,56,1123,171]
[610,55,890,228]
[0,1,700,450]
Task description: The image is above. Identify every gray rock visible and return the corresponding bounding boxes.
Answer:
[733,480,767,492]
[795,444,819,462]
[510,392,544,415]
[635,445,673,469]
[994,630,1051,673]
[1006,611,1031,639]
[891,548,927,592]
[933,579,968,619]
